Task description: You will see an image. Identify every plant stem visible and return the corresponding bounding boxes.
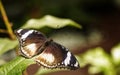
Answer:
[0,0,15,40]
[0,29,8,33]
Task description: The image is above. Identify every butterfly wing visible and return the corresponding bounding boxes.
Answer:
[15,29,80,70]
[15,29,47,58]
[35,41,80,70]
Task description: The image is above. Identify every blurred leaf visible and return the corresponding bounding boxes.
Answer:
[111,44,120,65]
[0,38,18,55]
[0,59,6,66]
[89,66,101,74]
[21,15,82,29]
[78,47,116,75]
[0,56,34,75]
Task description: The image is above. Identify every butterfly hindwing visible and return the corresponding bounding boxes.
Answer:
[35,41,79,70]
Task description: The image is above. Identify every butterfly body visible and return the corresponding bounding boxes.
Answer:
[15,29,80,70]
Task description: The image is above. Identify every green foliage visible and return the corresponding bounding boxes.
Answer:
[21,15,81,29]
[76,45,120,75]
[78,47,116,75]
[112,44,120,65]
[0,56,34,75]
[0,38,18,55]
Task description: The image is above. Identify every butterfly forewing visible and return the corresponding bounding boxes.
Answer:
[15,29,47,58]
[35,42,79,70]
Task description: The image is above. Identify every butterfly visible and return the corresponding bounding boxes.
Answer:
[15,29,80,70]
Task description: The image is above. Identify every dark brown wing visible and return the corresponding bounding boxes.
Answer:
[35,41,80,70]
[15,29,47,58]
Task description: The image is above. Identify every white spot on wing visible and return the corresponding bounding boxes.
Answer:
[26,43,37,54]
[40,53,55,63]
[66,48,69,51]
[17,29,23,33]
[64,52,71,66]
[21,47,30,57]
[21,30,34,39]
[35,53,56,68]
[20,43,37,58]
[74,62,78,67]
[62,46,69,51]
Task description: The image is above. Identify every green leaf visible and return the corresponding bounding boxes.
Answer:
[111,44,120,65]
[21,15,82,29]
[0,56,35,75]
[78,47,116,75]
[0,38,18,55]
[0,59,6,65]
